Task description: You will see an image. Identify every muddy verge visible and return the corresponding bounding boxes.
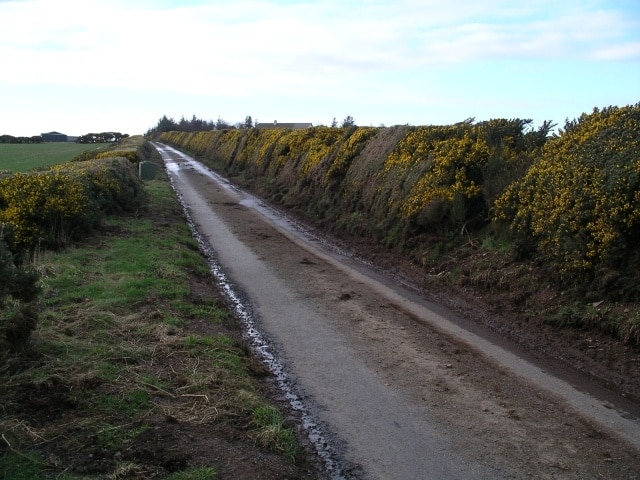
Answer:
[330,232,640,406]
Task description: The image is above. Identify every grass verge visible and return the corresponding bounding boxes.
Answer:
[0,166,304,478]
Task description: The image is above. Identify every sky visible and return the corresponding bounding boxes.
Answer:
[0,0,638,137]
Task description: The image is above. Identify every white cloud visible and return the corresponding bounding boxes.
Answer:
[2,0,637,90]
[590,42,640,61]
[0,0,638,134]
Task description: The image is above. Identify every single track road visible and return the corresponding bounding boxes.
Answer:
[155,143,640,480]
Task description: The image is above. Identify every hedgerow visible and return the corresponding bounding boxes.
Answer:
[0,140,150,360]
[159,121,549,238]
[95,148,139,163]
[72,134,152,164]
[0,170,93,249]
[494,104,640,298]
[325,127,379,184]
[159,110,637,300]
[376,119,548,235]
[0,157,144,251]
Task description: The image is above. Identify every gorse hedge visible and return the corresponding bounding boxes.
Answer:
[159,118,548,234]
[0,136,148,252]
[0,157,144,250]
[159,105,639,301]
[495,105,640,298]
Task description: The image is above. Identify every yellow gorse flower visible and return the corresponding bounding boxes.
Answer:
[160,108,638,282]
[0,157,142,249]
[494,104,640,277]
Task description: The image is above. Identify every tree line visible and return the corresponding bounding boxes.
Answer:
[145,114,247,137]
[1,132,129,144]
[146,114,358,138]
[76,132,128,143]
[0,135,43,144]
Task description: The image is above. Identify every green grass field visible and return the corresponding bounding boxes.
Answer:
[0,142,111,172]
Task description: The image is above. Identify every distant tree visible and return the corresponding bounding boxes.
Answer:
[76,132,126,144]
[181,114,215,132]
[341,115,356,128]
[178,115,189,131]
[0,135,41,144]
[330,117,338,128]
[156,115,179,133]
[244,115,253,129]
[146,114,218,137]
[215,116,232,130]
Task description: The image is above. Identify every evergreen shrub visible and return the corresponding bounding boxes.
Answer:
[495,104,640,297]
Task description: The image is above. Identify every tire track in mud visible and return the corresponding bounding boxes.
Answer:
[154,143,640,480]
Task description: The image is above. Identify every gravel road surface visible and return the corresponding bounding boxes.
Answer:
[154,143,640,479]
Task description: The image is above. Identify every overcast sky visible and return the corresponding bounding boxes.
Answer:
[0,0,638,137]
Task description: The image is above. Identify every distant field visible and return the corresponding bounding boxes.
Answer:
[0,143,110,172]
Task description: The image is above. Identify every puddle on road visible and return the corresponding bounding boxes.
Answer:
[158,145,347,480]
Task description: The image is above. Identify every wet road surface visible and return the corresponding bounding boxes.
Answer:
[154,143,640,480]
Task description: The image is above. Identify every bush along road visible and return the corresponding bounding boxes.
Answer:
[155,143,640,480]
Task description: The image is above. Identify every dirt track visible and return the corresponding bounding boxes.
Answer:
[156,143,640,479]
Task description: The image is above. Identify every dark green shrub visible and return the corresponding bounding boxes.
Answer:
[0,231,40,359]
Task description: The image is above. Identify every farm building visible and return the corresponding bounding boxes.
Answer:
[41,131,68,142]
